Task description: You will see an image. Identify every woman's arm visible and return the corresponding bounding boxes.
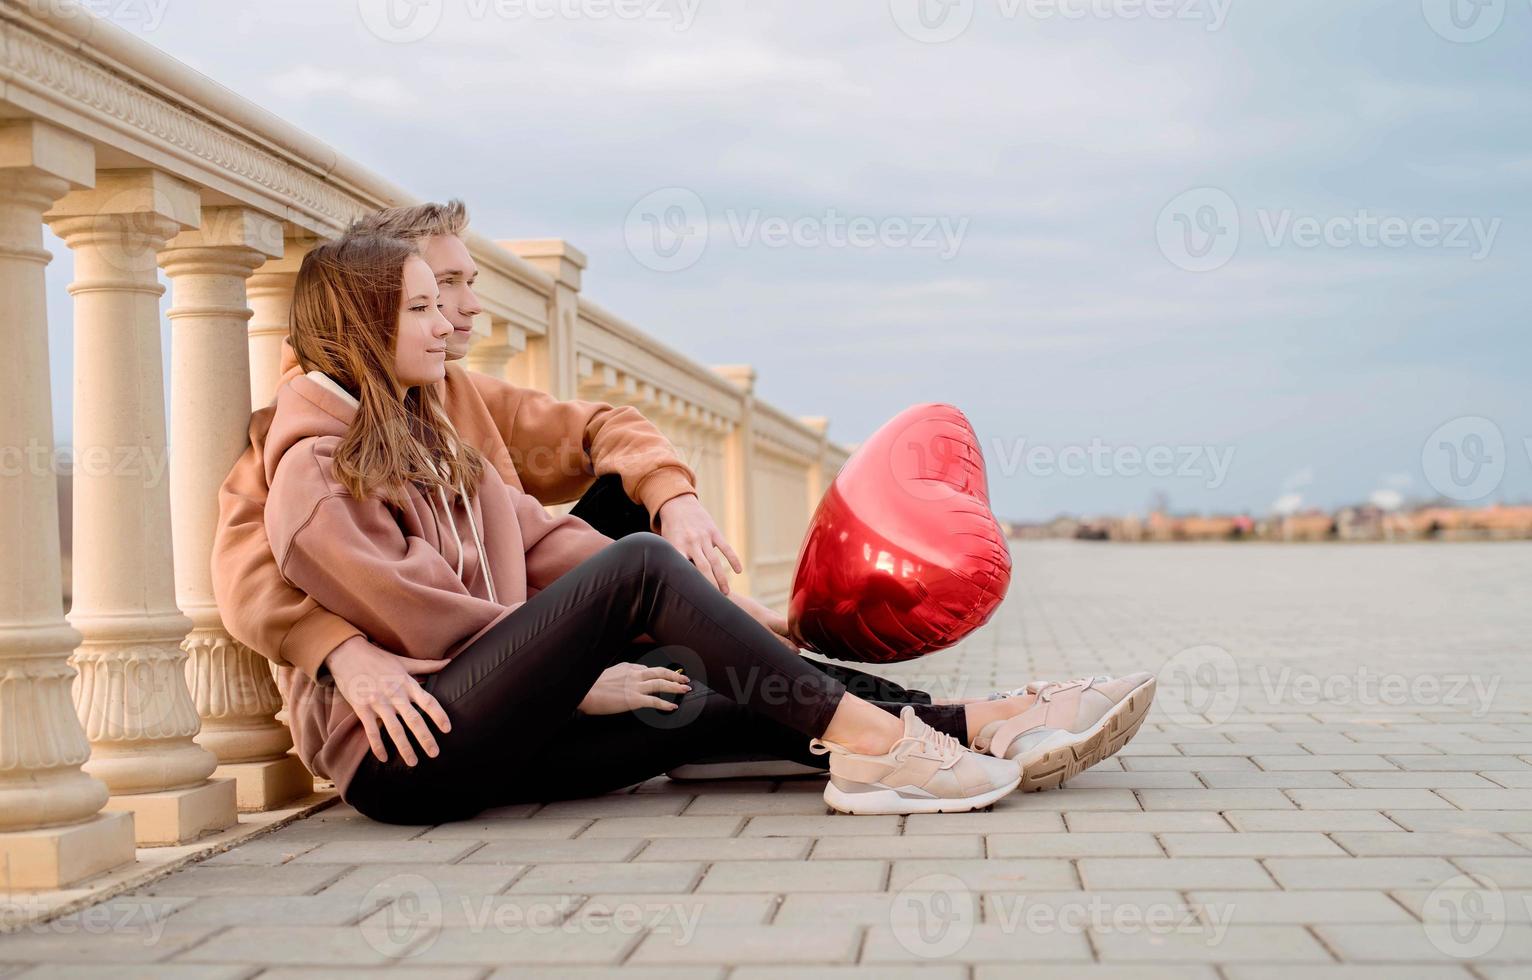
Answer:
[266,441,510,665]
[211,409,364,681]
[510,488,617,592]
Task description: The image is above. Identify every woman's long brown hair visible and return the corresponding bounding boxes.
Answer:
[288,234,484,507]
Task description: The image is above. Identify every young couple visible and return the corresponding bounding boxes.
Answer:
[211,201,1157,823]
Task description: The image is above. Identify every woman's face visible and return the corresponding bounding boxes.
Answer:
[393,255,454,388]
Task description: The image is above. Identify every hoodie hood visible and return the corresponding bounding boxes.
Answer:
[261,372,360,487]
[262,370,499,604]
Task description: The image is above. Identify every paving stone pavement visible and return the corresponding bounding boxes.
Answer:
[4,539,1529,977]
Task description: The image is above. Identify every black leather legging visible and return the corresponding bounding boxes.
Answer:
[568,475,963,729]
[344,479,966,824]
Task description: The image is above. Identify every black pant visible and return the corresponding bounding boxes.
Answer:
[346,532,852,822]
[568,475,963,729]
[345,478,966,824]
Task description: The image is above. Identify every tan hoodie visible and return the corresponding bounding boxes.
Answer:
[213,340,696,684]
[261,371,614,797]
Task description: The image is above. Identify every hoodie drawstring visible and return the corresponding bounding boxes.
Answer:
[433,469,498,606]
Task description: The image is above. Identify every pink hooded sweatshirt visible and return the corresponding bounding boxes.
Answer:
[262,371,613,797]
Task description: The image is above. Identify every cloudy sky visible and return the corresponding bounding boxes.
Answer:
[45,0,1532,520]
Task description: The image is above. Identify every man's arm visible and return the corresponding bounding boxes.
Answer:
[467,370,743,589]
[210,408,363,682]
[466,370,695,521]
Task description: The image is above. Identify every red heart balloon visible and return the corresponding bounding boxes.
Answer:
[788,403,1012,664]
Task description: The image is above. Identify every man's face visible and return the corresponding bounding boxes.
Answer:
[418,233,482,360]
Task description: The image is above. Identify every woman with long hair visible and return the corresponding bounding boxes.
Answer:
[261,234,1150,823]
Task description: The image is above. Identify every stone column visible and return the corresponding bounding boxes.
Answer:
[800,415,830,513]
[246,235,315,410]
[0,121,136,889]
[502,239,585,399]
[159,209,312,812]
[462,314,525,380]
[714,364,757,594]
[46,169,237,846]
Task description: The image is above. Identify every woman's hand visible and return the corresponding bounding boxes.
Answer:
[577,663,692,716]
[728,591,800,652]
[323,635,453,766]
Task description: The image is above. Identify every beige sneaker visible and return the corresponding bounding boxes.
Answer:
[973,673,1156,792]
[809,705,1021,815]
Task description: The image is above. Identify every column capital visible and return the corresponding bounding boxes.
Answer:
[713,363,756,395]
[162,207,283,261]
[0,119,96,190]
[46,168,200,226]
[46,170,200,272]
[799,416,829,437]
[500,238,587,291]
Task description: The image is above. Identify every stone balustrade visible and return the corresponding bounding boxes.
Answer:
[0,1,848,890]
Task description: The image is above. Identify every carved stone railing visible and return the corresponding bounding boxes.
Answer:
[0,0,848,889]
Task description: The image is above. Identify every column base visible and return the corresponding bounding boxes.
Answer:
[0,812,136,890]
[216,757,313,812]
[102,778,238,846]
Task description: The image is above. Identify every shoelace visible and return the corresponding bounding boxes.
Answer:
[810,718,966,766]
[896,718,965,766]
[1019,676,1103,703]
[992,676,1103,701]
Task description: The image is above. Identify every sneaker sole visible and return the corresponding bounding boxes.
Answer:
[666,760,825,781]
[1007,676,1157,792]
[822,773,1022,816]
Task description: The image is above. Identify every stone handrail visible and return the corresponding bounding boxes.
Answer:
[0,0,847,890]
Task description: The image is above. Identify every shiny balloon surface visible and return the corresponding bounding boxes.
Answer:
[788,403,1012,664]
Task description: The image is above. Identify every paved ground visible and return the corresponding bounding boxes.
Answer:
[4,539,1531,977]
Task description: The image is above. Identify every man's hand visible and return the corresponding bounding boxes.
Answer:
[323,635,452,766]
[577,663,692,716]
[657,493,742,594]
[728,591,800,652]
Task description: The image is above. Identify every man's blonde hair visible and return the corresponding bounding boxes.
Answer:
[347,199,469,243]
